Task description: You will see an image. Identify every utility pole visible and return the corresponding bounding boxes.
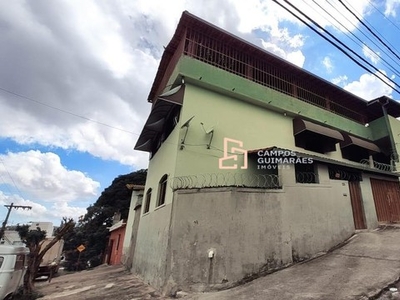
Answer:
[0,203,32,240]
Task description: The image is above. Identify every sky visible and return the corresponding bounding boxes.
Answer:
[0,0,399,226]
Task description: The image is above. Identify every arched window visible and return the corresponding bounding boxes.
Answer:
[143,188,152,214]
[157,175,168,207]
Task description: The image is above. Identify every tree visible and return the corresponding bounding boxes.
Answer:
[16,218,75,295]
[62,169,147,269]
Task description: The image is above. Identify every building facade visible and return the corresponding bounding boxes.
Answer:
[132,11,400,293]
[105,220,126,265]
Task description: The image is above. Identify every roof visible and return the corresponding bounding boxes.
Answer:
[147,11,400,120]
[126,184,145,191]
[108,220,126,232]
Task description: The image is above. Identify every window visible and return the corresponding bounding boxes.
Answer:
[14,254,25,270]
[295,163,318,183]
[157,175,168,207]
[293,118,342,154]
[328,166,362,181]
[0,257,4,269]
[143,189,152,214]
[294,131,338,154]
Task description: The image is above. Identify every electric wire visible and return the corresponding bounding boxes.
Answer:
[366,0,400,34]
[340,0,400,62]
[306,0,400,78]
[0,156,27,202]
[0,86,139,136]
[272,0,400,94]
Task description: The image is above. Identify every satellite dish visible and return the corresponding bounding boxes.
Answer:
[181,116,195,128]
[200,122,215,134]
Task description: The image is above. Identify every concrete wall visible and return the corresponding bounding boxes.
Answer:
[281,165,354,259]
[131,203,172,290]
[359,173,379,229]
[123,190,143,266]
[167,188,288,292]
[164,164,355,292]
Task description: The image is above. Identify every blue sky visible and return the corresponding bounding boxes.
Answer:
[0,0,399,225]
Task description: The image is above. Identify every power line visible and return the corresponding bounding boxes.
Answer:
[272,0,400,94]
[313,0,400,76]
[338,0,400,63]
[0,157,25,200]
[0,86,139,136]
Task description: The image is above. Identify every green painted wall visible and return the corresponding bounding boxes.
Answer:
[389,116,400,169]
[142,124,180,211]
[177,56,374,139]
[369,117,389,141]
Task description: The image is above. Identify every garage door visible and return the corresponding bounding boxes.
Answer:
[370,178,400,223]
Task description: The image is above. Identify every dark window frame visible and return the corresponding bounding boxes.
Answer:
[143,188,152,214]
[157,175,168,207]
[295,162,319,184]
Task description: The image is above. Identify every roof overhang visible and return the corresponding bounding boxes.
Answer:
[293,118,344,141]
[367,96,400,118]
[135,85,185,152]
[340,132,380,153]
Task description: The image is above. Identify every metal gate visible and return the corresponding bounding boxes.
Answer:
[370,178,400,223]
[348,181,366,229]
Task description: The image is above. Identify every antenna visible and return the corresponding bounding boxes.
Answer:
[181,116,195,128]
[200,122,215,149]
[180,116,195,149]
[201,123,214,134]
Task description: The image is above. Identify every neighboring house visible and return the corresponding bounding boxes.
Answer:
[1,231,23,245]
[29,222,54,237]
[132,11,400,293]
[105,219,126,265]
[122,184,144,269]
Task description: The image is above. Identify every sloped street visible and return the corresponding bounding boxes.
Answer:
[35,227,400,300]
[36,264,171,300]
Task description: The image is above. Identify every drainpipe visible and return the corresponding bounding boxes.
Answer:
[380,100,399,171]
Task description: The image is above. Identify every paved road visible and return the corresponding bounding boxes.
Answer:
[35,227,400,300]
[36,264,171,300]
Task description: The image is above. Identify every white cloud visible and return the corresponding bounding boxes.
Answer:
[0,191,86,225]
[385,0,400,17]
[323,56,334,73]
[286,50,306,67]
[362,45,380,64]
[0,151,99,202]
[331,75,348,85]
[261,40,305,67]
[344,71,394,100]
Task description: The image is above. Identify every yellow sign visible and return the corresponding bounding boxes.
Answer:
[77,244,86,252]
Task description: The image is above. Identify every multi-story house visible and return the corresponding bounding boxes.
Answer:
[131,11,400,293]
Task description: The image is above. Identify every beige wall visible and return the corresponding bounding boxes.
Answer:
[122,190,142,265]
[132,203,173,290]
[166,167,355,292]
[359,173,380,229]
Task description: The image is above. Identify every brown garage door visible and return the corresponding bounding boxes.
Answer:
[370,178,400,223]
